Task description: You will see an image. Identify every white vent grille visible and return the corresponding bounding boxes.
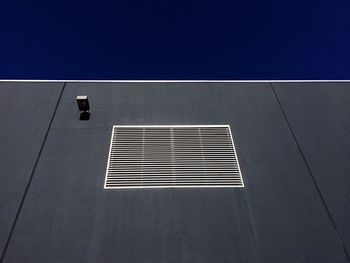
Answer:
[104,125,244,189]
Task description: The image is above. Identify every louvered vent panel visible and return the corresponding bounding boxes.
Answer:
[105,125,243,189]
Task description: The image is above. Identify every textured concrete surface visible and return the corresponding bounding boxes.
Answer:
[273,82,350,256]
[0,82,349,262]
[0,82,63,256]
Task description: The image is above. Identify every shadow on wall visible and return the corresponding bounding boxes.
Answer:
[80,111,90,120]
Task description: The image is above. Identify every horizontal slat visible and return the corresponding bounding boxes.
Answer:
[105,125,243,189]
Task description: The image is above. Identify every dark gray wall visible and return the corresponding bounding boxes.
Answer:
[273,82,350,256]
[0,82,63,256]
[0,82,349,262]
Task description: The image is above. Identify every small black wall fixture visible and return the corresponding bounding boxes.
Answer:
[76,95,90,120]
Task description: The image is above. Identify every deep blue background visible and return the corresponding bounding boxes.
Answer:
[1,0,350,79]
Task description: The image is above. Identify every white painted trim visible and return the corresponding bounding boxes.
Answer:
[0,80,350,83]
[112,125,231,128]
[227,125,244,187]
[104,185,244,189]
[104,126,116,189]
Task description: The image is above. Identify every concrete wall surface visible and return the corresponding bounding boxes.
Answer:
[0,82,349,262]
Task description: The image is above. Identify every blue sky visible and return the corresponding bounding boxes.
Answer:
[1,0,350,79]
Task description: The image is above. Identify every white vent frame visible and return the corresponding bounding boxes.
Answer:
[104,125,244,189]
